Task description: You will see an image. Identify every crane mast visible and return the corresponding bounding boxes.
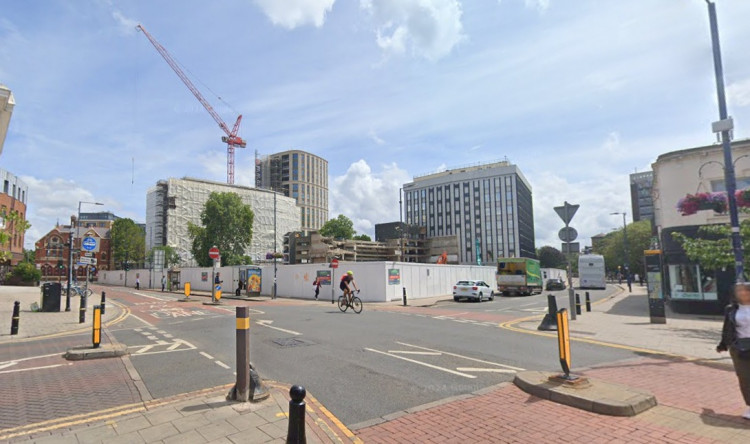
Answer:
[136,24,246,184]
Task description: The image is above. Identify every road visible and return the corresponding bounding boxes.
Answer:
[0,284,634,431]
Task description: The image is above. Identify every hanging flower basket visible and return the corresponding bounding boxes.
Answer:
[736,189,750,208]
[677,192,727,216]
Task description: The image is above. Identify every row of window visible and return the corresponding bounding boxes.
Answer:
[291,182,328,209]
[300,206,327,230]
[2,179,27,204]
[289,153,327,186]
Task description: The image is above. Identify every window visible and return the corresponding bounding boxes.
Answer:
[712,178,750,192]
[668,264,717,300]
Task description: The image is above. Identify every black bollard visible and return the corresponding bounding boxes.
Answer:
[10,301,20,335]
[100,291,106,315]
[585,292,591,312]
[287,385,307,444]
[575,293,581,316]
[402,287,407,306]
[79,293,87,324]
[537,294,558,331]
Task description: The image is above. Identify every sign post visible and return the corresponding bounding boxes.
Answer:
[330,258,339,304]
[554,202,580,320]
[644,250,666,324]
[209,247,220,303]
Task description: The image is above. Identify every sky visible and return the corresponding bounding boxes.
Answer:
[3,0,750,252]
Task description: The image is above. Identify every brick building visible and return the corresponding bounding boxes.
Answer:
[1,169,29,266]
[35,224,113,280]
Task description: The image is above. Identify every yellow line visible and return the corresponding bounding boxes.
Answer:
[0,402,143,438]
[306,392,363,443]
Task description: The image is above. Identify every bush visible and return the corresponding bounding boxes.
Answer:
[10,262,41,284]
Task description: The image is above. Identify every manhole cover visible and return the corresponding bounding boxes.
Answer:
[272,338,312,348]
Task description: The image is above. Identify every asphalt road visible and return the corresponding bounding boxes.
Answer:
[101,284,638,427]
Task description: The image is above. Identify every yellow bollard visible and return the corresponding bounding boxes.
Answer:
[184,282,191,298]
[556,308,571,378]
[92,305,102,349]
[215,284,222,301]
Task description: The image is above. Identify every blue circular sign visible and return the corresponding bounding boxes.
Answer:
[82,237,98,251]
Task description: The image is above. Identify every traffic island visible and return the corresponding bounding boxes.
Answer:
[64,343,129,361]
[513,370,656,417]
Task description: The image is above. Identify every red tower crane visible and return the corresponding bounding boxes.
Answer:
[136,24,246,185]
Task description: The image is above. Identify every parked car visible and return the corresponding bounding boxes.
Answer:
[545,278,566,291]
[453,280,494,302]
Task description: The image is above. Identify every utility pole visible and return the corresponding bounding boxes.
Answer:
[706,0,744,283]
[65,217,73,311]
[273,190,277,300]
[399,188,404,263]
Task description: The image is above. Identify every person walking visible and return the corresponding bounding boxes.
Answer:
[135,277,140,290]
[717,283,750,419]
[161,275,166,292]
[313,277,321,300]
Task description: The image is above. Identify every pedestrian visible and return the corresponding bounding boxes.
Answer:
[717,283,750,419]
[236,280,243,297]
[626,273,632,293]
[639,273,644,287]
[634,273,640,286]
[135,277,140,290]
[313,277,321,300]
[161,275,166,292]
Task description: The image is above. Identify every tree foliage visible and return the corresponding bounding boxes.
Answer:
[148,245,181,268]
[537,246,567,268]
[1,210,31,262]
[319,214,355,239]
[672,220,750,272]
[7,261,41,283]
[188,192,254,267]
[111,218,145,268]
[598,219,653,273]
[353,234,372,241]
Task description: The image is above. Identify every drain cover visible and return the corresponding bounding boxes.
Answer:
[272,338,312,348]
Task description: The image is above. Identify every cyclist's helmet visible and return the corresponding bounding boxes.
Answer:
[347,271,354,276]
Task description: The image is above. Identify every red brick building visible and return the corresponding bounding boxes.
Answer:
[1,169,28,266]
[35,225,113,280]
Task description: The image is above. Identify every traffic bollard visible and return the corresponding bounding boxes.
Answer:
[575,293,581,316]
[402,287,407,306]
[235,307,250,402]
[79,293,87,324]
[10,301,20,335]
[100,291,106,315]
[287,385,307,444]
[92,305,102,348]
[537,294,558,331]
[585,292,591,312]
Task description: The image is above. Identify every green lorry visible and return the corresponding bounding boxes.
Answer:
[496,257,543,296]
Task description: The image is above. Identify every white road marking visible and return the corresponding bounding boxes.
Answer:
[0,353,62,368]
[387,351,442,356]
[139,331,151,336]
[215,361,230,369]
[0,363,71,374]
[456,368,517,374]
[167,342,181,351]
[147,326,158,330]
[256,320,301,336]
[156,340,169,345]
[134,328,143,332]
[365,348,476,379]
[163,334,173,338]
[135,345,154,354]
[156,330,167,334]
[133,292,168,301]
[396,342,525,371]
[200,352,214,360]
[128,313,154,327]
[147,336,158,341]
[518,301,540,307]
[129,340,197,356]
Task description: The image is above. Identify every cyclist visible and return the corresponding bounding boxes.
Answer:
[339,271,359,306]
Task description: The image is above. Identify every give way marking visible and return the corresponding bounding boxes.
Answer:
[365,342,525,379]
[256,320,301,336]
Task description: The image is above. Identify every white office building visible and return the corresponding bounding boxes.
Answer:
[146,177,300,266]
[403,161,536,265]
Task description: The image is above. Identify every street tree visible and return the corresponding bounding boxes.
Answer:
[111,218,146,269]
[1,210,31,262]
[353,233,372,241]
[672,219,750,272]
[188,192,254,267]
[599,219,653,274]
[319,214,355,239]
[537,246,567,268]
[148,245,181,268]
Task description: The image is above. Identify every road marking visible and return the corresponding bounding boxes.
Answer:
[364,348,477,379]
[135,345,154,354]
[387,351,442,356]
[0,352,62,368]
[518,301,540,307]
[147,336,158,340]
[256,320,301,336]
[128,313,154,327]
[129,340,197,356]
[200,352,214,360]
[156,330,167,334]
[133,292,168,301]
[396,342,525,371]
[139,331,151,336]
[163,333,173,338]
[215,360,230,369]
[167,342,181,350]
[456,367,517,374]
[0,363,71,374]
[134,328,143,332]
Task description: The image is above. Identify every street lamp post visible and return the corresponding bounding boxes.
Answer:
[273,190,277,300]
[611,212,630,291]
[68,201,103,313]
[399,188,404,263]
[705,0,744,283]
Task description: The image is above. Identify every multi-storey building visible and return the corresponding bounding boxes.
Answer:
[255,150,328,231]
[630,171,655,223]
[0,83,15,157]
[403,161,536,265]
[1,169,29,266]
[78,211,119,229]
[146,177,300,266]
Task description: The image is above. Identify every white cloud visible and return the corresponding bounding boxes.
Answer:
[361,0,465,61]
[253,0,336,29]
[367,129,386,145]
[524,0,550,13]
[111,10,138,34]
[330,160,410,236]
[728,78,750,107]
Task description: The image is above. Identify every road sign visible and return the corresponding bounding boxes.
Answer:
[561,243,580,254]
[83,252,93,258]
[208,247,220,260]
[554,202,580,226]
[81,236,98,252]
[558,227,578,243]
[330,258,339,269]
[78,257,97,265]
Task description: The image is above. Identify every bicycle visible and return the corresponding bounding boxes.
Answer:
[338,290,363,314]
[71,285,93,298]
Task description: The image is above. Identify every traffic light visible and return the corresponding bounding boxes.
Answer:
[57,260,64,270]
[124,261,130,271]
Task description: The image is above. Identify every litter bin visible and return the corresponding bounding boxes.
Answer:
[41,282,62,312]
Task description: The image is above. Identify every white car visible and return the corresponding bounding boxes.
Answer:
[453,280,494,302]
